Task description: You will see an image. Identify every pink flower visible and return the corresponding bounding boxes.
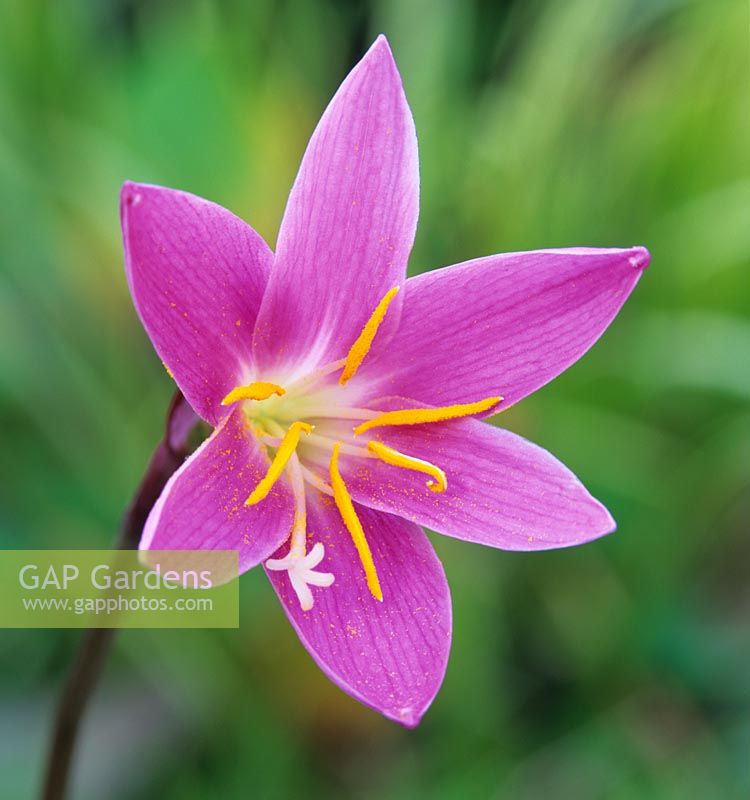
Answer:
[120,35,649,726]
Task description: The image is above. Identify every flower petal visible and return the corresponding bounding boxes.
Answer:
[335,405,614,551]
[356,247,650,411]
[121,182,272,424]
[253,35,419,375]
[140,408,293,573]
[266,495,451,727]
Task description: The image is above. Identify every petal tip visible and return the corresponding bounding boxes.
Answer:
[121,181,162,220]
[393,706,422,729]
[120,179,147,199]
[120,181,143,212]
[371,33,392,54]
[628,246,651,271]
[591,499,617,540]
[121,181,179,213]
[364,33,399,75]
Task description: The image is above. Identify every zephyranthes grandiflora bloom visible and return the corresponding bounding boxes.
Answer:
[121,35,649,726]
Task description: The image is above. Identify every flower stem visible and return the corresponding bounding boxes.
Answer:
[40,391,199,800]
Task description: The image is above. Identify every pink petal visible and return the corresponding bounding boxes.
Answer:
[140,409,293,573]
[266,496,451,727]
[253,36,419,374]
[121,182,272,425]
[336,406,615,550]
[356,247,650,411]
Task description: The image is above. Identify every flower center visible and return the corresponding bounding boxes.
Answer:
[221,287,502,611]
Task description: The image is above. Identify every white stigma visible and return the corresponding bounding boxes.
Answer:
[266,542,334,611]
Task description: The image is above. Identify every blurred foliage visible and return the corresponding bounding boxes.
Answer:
[1,0,749,798]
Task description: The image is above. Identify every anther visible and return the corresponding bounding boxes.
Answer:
[245,421,312,505]
[367,440,447,493]
[354,397,502,435]
[329,443,383,602]
[339,286,400,385]
[222,381,286,406]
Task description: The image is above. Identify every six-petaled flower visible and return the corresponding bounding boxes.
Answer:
[121,35,650,726]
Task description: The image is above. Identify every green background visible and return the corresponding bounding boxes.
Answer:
[1,0,748,797]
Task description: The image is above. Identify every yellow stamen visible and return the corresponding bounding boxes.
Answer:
[329,443,383,602]
[339,286,400,385]
[222,381,286,406]
[245,421,312,505]
[353,396,502,435]
[367,440,447,493]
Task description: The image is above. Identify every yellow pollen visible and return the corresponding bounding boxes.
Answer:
[367,440,447,493]
[339,286,400,385]
[329,443,383,602]
[353,396,502,435]
[222,381,286,406]
[245,421,312,506]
